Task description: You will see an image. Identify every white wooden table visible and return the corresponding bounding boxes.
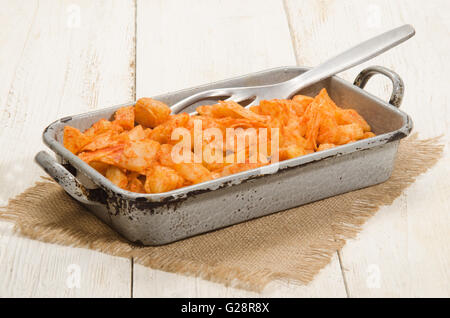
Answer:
[0,0,449,297]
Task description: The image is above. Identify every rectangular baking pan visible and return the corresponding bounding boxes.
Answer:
[35,65,412,245]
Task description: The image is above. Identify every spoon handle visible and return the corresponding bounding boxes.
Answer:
[282,24,415,96]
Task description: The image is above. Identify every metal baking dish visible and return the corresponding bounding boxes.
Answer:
[35,65,412,245]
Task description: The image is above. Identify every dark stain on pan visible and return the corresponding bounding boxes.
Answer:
[60,116,73,123]
[381,129,410,143]
[42,166,63,185]
[82,187,107,204]
[62,163,77,176]
[389,78,405,108]
[385,130,408,143]
[60,163,108,204]
[43,123,55,136]
[132,239,145,246]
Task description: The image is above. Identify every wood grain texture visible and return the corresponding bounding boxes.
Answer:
[133,254,346,298]
[0,0,135,297]
[1,0,448,297]
[284,0,450,297]
[136,0,297,96]
[0,223,131,297]
[133,0,347,297]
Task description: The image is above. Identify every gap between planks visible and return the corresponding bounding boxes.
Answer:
[282,0,301,66]
[130,0,137,297]
[281,0,349,295]
[337,250,350,297]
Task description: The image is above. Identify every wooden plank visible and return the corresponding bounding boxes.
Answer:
[136,0,297,96]
[134,0,347,297]
[133,254,346,297]
[0,0,135,297]
[0,223,131,297]
[0,0,41,206]
[284,0,450,297]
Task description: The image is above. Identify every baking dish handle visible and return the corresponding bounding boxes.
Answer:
[35,151,101,205]
[353,66,404,108]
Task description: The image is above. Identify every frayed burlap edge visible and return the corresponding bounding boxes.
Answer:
[0,134,444,292]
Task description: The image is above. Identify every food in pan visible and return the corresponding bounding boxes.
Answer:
[63,88,375,193]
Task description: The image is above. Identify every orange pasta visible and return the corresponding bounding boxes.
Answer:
[63,88,374,193]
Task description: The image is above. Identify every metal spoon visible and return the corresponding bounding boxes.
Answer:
[170,24,415,113]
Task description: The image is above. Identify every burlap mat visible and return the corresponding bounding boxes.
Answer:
[0,134,443,292]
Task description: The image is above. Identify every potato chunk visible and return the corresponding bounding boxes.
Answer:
[135,98,171,128]
[119,139,160,173]
[145,165,184,193]
[63,126,90,154]
[105,166,128,189]
[114,106,135,130]
[65,87,376,194]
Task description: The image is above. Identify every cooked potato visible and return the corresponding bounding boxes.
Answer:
[105,166,128,189]
[63,126,90,154]
[134,97,171,128]
[120,139,161,174]
[127,172,146,193]
[65,89,375,194]
[114,106,135,130]
[145,165,184,193]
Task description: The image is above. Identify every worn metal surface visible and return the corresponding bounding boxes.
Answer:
[353,65,405,107]
[35,66,412,245]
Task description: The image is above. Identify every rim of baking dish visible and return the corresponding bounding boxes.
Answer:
[42,66,413,202]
